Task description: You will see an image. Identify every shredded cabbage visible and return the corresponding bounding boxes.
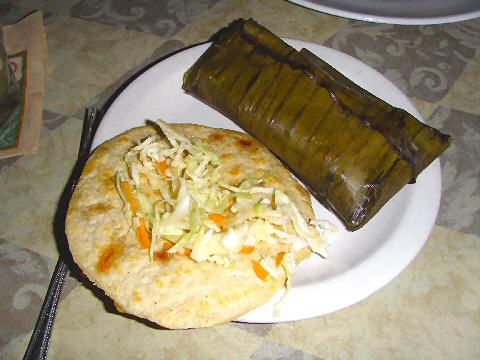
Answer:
[117,120,337,315]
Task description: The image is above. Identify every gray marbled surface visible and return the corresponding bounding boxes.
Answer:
[0,1,479,359]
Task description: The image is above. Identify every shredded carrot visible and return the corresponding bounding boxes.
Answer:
[136,219,150,249]
[183,248,192,257]
[154,241,174,261]
[155,160,168,175]
[241,245,255,254]
[209,213,227,227]
[275,251,286,266]
[120,181,150,249]
[163,242,174,252]
[252,260,269,281]
[121,181,140,214]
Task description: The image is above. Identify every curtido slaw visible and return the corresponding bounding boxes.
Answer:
[116,120,335,307]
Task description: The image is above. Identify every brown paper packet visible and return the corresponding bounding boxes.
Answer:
[0,11,47,159]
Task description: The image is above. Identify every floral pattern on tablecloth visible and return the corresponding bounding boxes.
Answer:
[71,0,222,36]
[0,238,76,352]
[428,107,480,236]
[325,19,480,103]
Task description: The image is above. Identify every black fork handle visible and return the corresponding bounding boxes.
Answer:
[23,108,98,360]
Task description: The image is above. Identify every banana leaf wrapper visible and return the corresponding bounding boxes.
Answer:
[182,19,452,231]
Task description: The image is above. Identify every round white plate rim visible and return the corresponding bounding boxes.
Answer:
[93,40,441,323]
[288,0,480,25]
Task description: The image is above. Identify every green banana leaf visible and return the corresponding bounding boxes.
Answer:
[183,19,451,231]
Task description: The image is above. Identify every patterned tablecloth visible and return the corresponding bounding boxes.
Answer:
[1,1,478,359]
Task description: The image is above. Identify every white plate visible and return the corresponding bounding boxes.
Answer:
[289,0,480,25]
[93,40,441,323]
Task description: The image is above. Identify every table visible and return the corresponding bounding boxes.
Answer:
[1,1,478,359]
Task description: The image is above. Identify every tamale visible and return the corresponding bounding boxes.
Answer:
[183,19,451,231]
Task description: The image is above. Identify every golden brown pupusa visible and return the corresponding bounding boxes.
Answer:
[66,123,315,329]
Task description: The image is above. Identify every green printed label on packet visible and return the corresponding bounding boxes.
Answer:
[0,50,26,150]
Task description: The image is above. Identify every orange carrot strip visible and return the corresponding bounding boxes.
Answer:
[136,218,150,249]
[209,213,227,227]
[163,242,174,252]
[121,181,150,249]
[154,241,174,261]
[183,248,192,257]
[275,251,286,266]
[121,181,140,214]
[241,245,255,254]
[252,260,269,281]
[155,160,168,175]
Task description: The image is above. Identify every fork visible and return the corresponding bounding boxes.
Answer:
[23,108,99,360]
